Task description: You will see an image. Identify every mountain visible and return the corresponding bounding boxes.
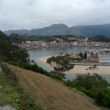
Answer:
[5,24,71,36]
[4,23,83,36]
[71,24,110,37]
[4,23,110,37]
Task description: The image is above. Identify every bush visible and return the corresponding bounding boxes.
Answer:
[65,73,110,108]
[49,71,65,80]
[11,93,42,110]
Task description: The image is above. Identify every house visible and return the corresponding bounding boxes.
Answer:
[66,53,78,59]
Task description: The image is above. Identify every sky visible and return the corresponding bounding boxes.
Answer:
[0,0,110,31]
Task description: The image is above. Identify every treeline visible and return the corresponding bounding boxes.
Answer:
[9,33,84,43]
[88,35,110,42]
[9,33,110,43]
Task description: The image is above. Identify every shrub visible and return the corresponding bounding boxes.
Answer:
[65,73,110,108]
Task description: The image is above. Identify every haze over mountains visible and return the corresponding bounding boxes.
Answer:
[4,23,110,37]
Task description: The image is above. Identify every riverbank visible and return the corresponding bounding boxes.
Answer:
[68,65,110,75]
[38,56,110,75]
[38,56,51,63]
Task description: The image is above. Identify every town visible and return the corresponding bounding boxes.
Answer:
[19,37,110,49]
[64,49,110,66]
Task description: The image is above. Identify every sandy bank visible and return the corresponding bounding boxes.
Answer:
[37,56,110,75]
[38,56,51,63]
[68,65,110,75]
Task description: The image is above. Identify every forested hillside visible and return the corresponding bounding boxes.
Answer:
[0,31,29,64]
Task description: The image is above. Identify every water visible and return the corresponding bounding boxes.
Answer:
[28,47,88,71]
[29,47,87,58]
[28,47,110,82]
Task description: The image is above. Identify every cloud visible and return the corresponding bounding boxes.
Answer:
[0,0,110,30]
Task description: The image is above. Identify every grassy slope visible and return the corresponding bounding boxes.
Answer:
[0,70,42,110]
[0,73,15,106]
[6,63,101,110]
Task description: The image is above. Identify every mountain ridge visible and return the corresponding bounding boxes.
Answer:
[4,23,110,37]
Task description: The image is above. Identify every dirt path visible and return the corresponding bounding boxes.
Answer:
[6,64,101,110]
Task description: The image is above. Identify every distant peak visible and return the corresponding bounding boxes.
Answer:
[50,24,69,28]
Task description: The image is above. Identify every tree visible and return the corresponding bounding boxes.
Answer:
[0,31,29,65]
[11,45,29,65]
[84,51,87,59]
[47,56,74,77]
[0,31,12,61]
[79,52,83,59]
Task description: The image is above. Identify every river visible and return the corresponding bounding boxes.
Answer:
[28,47,89,71]
[28,47,110,82]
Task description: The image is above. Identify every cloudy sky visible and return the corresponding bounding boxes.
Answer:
[0,0,110,30]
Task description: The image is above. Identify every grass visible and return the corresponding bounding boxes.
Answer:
[0,68,42,110]
[0,72,17,106]
[2,63,102,110]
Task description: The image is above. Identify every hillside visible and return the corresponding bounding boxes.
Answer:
[71,24,110,37]
[89,35,110,42]
[0,30,29,65]
[0,31,12,60]
[5,63,101,110]
[0,31,12,49]
[4,23,110,37]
